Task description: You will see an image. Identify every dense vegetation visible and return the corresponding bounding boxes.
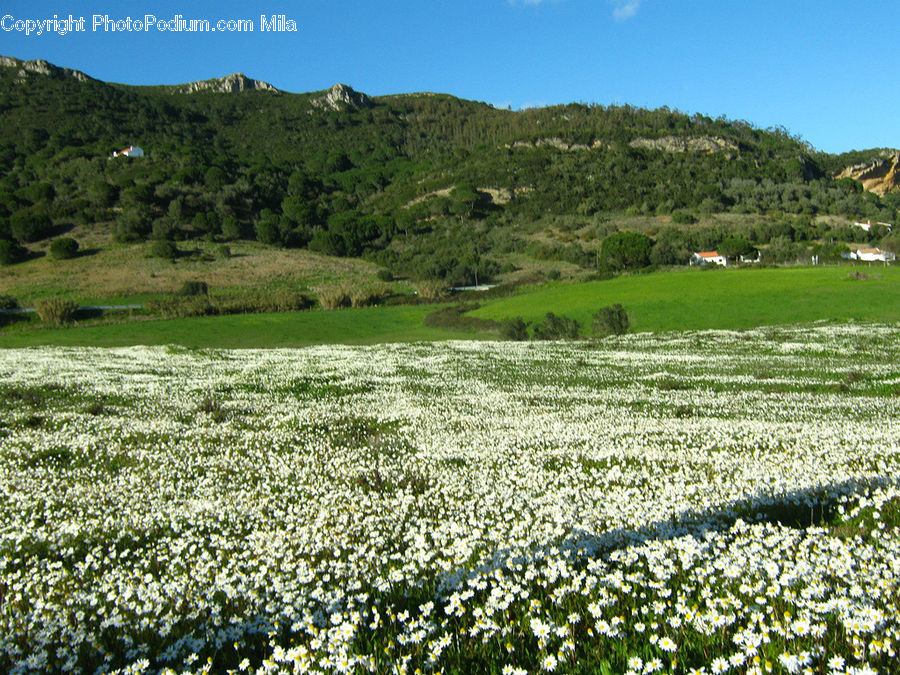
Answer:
[1,57,898,285]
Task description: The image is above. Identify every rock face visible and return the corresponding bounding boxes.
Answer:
[506,135,738,154]
[507,138,592,151]
[179,73,279,94]
[628,135,739,153]
[0,55,94,82]
[313,84,372,111]
[837,151,900,195]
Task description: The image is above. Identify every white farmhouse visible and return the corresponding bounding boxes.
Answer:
[111,145,144,158]
[849,247,896,263]
[691,250,727,266]
[854,220,893,232]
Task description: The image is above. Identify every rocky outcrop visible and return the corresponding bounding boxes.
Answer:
[179,73,279,94]
[0,55,94,82]
[836,151,900,195]
[628,135,739,153]
[506,135,738,154]
[506,138,592,151]
[313,84,372,111]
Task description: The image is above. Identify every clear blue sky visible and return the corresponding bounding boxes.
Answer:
[1,0,897,154]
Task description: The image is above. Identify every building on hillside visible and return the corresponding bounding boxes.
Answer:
[849,247,896,263]
[690,250,727,266]
[854,220,893,232]
[111,145,144,158]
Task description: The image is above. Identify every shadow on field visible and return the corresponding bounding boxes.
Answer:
[484,476,882,577]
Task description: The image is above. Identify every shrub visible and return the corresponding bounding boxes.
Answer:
[177,280,209,297]
[150,239,178,260]
[376,269,394,282]
[532,312,581,340]
[348,283,392,308]
[216,244,232,259]
[318,281,391,310]
[0,295,19,310]
[423,304,501,332]
[36,298,78,325]
[592,304,630,336]
[0,239,27,265]
[50,237,79,260]
[671,211,697,224]
[145,296,216,318]
[215,290,313,315]
[500,317,529,341]
[414,279,448,301]
[317,285,351,310]
[196,395,228,423]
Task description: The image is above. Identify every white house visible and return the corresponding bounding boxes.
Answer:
[854,220,893,232]
[111,145,144,158]
[691,250,727,266]
[849,247,896,263]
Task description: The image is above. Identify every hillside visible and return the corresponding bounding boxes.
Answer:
[0,54,898,295]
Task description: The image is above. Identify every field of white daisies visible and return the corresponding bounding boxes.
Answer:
[1,323,899,675]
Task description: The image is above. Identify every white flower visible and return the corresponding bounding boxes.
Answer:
[658,636,677,652]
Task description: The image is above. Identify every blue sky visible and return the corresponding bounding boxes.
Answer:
[1,0,897,154]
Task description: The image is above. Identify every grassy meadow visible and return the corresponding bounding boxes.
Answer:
[0,232,387,306]
[0,304,479,348]
[470,265,900,332]
[3,264,900,348]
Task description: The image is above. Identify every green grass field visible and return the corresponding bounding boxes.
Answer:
[472,264,900,331]
[2,265,898,347]
[0,305,483,348]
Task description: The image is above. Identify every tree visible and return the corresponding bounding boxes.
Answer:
[880,233,900,255]
[255,210,284,246]
[282,195,317,226]
[88,180,118,208]
[599,231,653,270]
[10,210,53,243]
[220,216,244,241]
[204,166,228,191]
[449,184,485,219]
[717,237,756,261]
[115,208,152,242]
[167,196,185,222]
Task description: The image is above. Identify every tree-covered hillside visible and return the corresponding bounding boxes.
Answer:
[1,55,898,284]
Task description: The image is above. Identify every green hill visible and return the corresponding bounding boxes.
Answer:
[1,53,898,298]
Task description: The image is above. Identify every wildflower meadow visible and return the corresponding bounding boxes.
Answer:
[1,324,898,674]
